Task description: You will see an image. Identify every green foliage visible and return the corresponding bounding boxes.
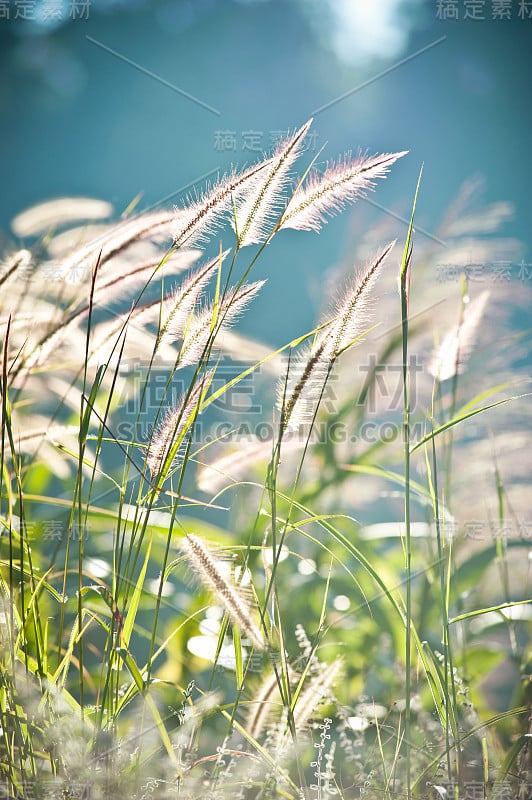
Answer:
[1,123,530,799]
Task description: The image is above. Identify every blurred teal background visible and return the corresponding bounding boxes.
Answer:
[1,0,530,343]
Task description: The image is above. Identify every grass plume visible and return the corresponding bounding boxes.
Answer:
[179,533,265,651]
[279,150,407,233]
[280,241,395,432]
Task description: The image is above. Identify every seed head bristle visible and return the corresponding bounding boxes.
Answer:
[245,668,297,741]
[145,374,210,478]
[180,533,265,651]
[280,150,407,233]
[279,243,394,433]
[428,289,490,381]
[156,250,230,349]
[291,658,342,732]
[173,158,275,249]
[175,280,265,369]
[56,209,176,281]
[234,119,313,247]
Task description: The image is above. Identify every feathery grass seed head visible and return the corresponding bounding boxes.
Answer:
[234,118,313,246]
[175,280,265,369]
[172,159,274,249]
[279,242,395,433]
[280,150,407,233]
[145,373,211,478]
[428,289,490,381]
[179,533,265,651]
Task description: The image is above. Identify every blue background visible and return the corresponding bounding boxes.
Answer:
[1,0,530,342]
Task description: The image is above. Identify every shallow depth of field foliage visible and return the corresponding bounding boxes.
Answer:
[1,120,531,800]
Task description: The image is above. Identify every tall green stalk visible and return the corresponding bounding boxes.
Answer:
[400,166,422,800]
